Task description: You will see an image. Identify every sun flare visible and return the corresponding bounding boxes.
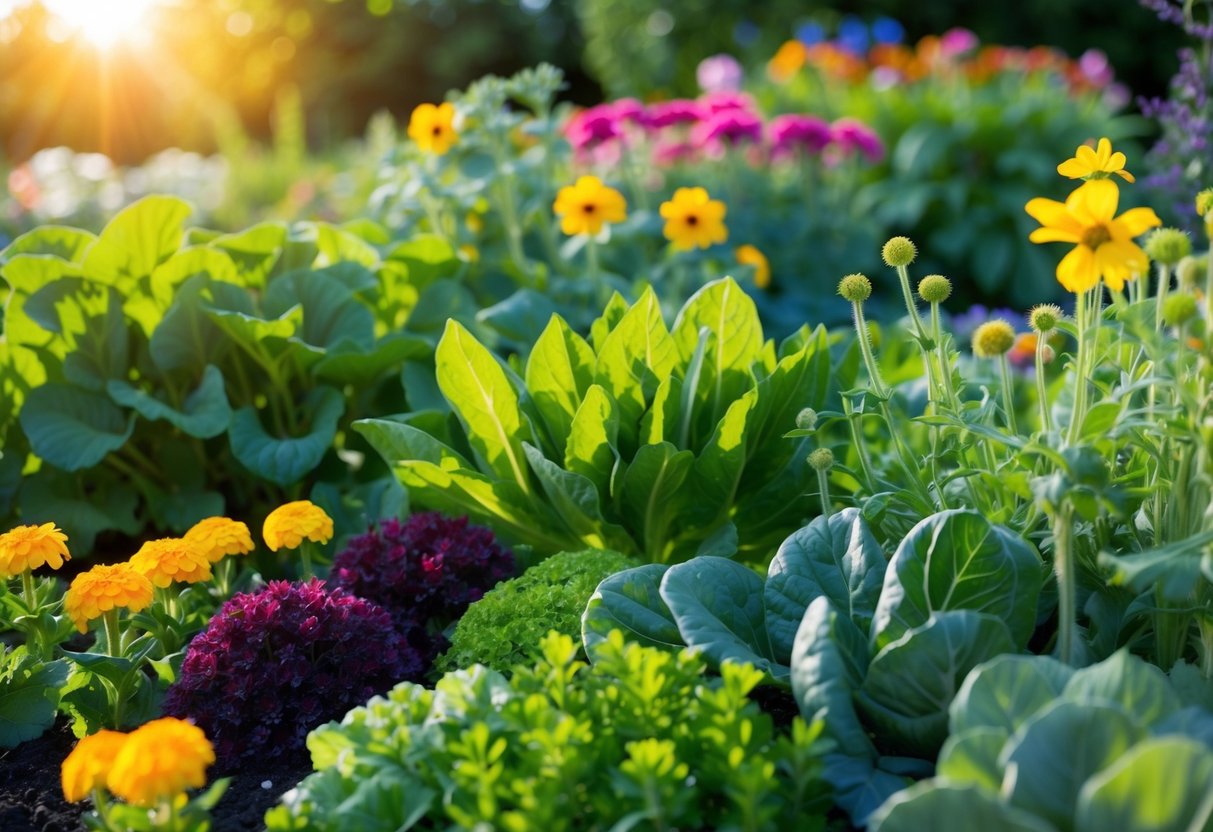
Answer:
[43,0,160,48]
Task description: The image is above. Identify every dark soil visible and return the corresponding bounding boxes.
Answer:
[749,684,801,729]
[0,719,314,832]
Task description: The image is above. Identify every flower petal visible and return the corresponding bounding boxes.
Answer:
[1095,137,1112,164]
[1056,244,1098,293]
[1025,197,1081,233]
[1030,227,1081,244]
[1057,158,1089,179]
[1070,178,1119,223]
[1114,169,1136,183]
[1113,207,1162,238]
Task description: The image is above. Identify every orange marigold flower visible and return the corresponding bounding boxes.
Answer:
[0,522,70,577]
[407,102,458,155]
[106,718,214,808]
[185,517,254,564]
[130,538,212,587]
[735,244,771,289]
[768,40,807,82]
[660,187,728,251]
[262,500,334,552]
[553,175,628,237]
[62,730,129,803]
[64,564,154,634]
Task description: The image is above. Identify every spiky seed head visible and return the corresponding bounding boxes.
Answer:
[795,408,818,431]
[1144,228,1192,265]
[808,447,835,471]
[917,274,952,304]
[1029,304,1064,333]
[838,273,872,303]
[881,236,917,267]
[972,319,1016,357]
[1163,293,1198,327]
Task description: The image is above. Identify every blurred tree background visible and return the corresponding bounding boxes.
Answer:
[0,0,1189,164]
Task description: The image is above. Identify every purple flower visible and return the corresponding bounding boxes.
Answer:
[769,114,833,159]
[1078,49,1114,87]
[700,90,757,114]
[830,118,885,162]
[691,109,764,153]
[697,54,745,93]
[647,99,705,128]
[939,27,979,58]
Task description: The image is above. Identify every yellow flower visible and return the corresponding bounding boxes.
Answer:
[262,500,334,551]
[106,718,215,808]
[130,538,212,588]
[185,517,254,564]
[465,211,484,234]
[1025,179,1161,292]
[64,563,154,634]
[0,522,70,577]
[660,187,728,251]
[553,175,628,237]
[1057,137,1135,183]
[458,243,480,263]
[735,245,771,289]
[407,102,458,155]
[62,730,129,803]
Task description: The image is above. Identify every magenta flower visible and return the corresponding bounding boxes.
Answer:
[939,27,979,58]
[700,90,756,114]
[830,118,885,162]
[647,99,705,128]
[697,54,744,93]
[607,97,650,127]
[1078,49,1114,87]
[692,108,764,153]
[565,105,622,150]
[651,139,699,166]
[769,114,833,159]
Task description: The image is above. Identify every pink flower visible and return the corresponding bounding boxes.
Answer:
[700,90,756,114]
[565,105,622,150]
[939,27,979,58]
[692,109,764,153]
[1078,49,1113,87]
[607,97,649,127]
[697,54,744,93]
[830,118,885,162]
[647,99,705,128]
[769,114,833,159]
[652,138,699,166]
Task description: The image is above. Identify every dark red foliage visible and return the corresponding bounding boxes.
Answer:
[163,579,421,768]
[329,512,515,652]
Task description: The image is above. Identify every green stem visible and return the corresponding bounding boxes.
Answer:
[1067,288,1091,446]
[21,569,36,612]
[102,609,123,658]
[1155,261,1172,333]
[843,399,877,494]
[1054,502,1078,665]
[816,466,833,520]
[998,354,1018,435]
[895,264,927,338]
[299,541,315,581]
[851,301,888,399]
[586,236,605,305]
[931,303,959,409]
[1035,335,1052,432]
[1200,614,1213,679]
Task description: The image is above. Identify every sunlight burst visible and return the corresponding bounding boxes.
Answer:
[43,0,160,48]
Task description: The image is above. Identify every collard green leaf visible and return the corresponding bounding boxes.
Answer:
[790,597,873,759]
[106,364,231,439]
[228,386,344,486]
[17,470,140,552]
[950,654,1074,737]
[20,383,135,470]
[0,650,69,748]
[525,316,595,455]
[857,611,1015,758]
[148,246,240,308]
[312,334,430,386]
[870,783,1058,832]
[1002,702,1146,830]
[871,509,1043,650]
[589,291,629,353]
[386,234,458,290]
[210,222,286,287]
[1,254,82,351]
[478,289,558,348]
[149,277,231,373]
[353,417,474,471]
[0,225,95,264]
[263,269,375,351]
[619,441,694,561]
[1060,649,1181,726]
[659,556,786,680]
[1074,737,1213,832]
[82,196,192,292]
[582,564,682,657]
[564,384,620,498]
[936,728,1007,791]
[765,508,887,656]
[684,395,754,531]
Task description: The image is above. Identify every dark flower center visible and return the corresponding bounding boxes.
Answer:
[582,203,596,214]
[432,126,443,137]
[686,214,699,226]
[1082,224,1112,249]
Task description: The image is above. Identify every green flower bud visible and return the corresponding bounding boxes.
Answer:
[881,236,917,268]
[807,447,834,472]
[795,408,818,431]
[1029,304,1064,333]
[1196,188,1213,218]
[1163,293,1198,327]
[917,274,952,304]
[838,273,872,303]
[1144,228,1192,265]
[1177,255,1206,287]
[972,319,1016,358]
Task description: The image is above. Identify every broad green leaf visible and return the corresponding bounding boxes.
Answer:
[522,443,631,552]
[937,728,1007,791]
[150,277,230,373]
[564,384,620,498]
[208,304,300,349]
[354,418,474,471]
[18,470,140,553]
[20,383,135,470]
[1097,529,1213,601]
[1061,649,1181,725]
[1075,737,1213,832]
[0,649,69,748]
[478,289,558,348]
[765,508,887,656]
[659,556,786,680]
[313,222,380,268]
[0,226,95,264]
[639,374,681,445]
[619,441,694,561]
[950,654,1074,736]
[386,234,458,290]
[684,395,753,530]
[858,611,1015,758]
[149,246,239,308]
[210,222,287,287]
[106,364,232,439]
[263,269,375,351]
[589,291,629,353]
[2,256,83,357]
[1003,702,1146,829]
[525,316,595,454]
[791,597,873,759]
[872,509,1042,650]
[82,196,192,292]
[582,564,682,657]
[228,386,344,486]
[436,319,532,493]
[312,334,430,386]
[870,783,1058,832]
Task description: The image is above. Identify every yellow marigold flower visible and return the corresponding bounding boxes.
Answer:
[0,522,70,577]
[185,517,254,564]
[262,500,334,551]
[735,244,771,288]
[107,718,215,808]
[1025,179,1161,292]
[64,563,154,634]
[407,102,458,155]
[660,187,728,251]
[553,175,628,237]
[62,730,129,803]
[1057,137,1135,183]
[130,538,212,588]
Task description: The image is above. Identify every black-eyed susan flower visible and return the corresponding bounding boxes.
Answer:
[1025,179,1161,293]
[660,187,727,251]
[407,102,458,155]
[0,522,70,577]
[185,517,254,564]
[262,500,334,552]
[62,730,129,803]
[106,718,215,808]
[552,175,627,237]
[1057,137,1135,183]
[735,244,771,288]
[65,563,154,634]
[130,538,212,588]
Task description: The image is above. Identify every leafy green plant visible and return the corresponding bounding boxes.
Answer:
[0,644,68,748]
[266,630,831,832]
[869,651,1213,832]
[436,547,638,673]
[356,277,838,564]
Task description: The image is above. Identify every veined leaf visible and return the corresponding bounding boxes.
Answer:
[228,386,344,486]
[82,196,192,293]
[20,383,135,471]
[582,564,681,657]
[106,364,231,439]
[564,384,620,499]
[0,226,95,264]
[619,441,694,561]
[525,315,595,455]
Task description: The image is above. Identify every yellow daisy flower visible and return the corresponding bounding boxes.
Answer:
[1057,137,1135,183]
[106,718,215,808]
[62,730,129,803]
[262,500,334,551]
[1025,179,1161,292]
[660,187,728,251]
[130,538,212,588]
[553,175,628,237]
[407,102,458,155]
[0,522,70,577]
[185,517,254,564]
[735,244,771,289]
[64,563,154,634]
